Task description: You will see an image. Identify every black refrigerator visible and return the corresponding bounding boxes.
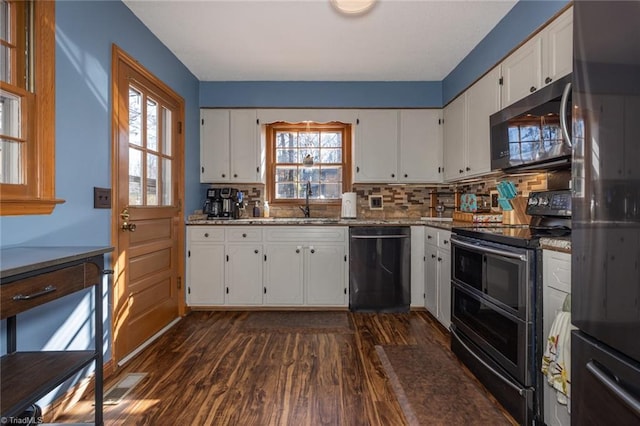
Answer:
[571,1,640,424]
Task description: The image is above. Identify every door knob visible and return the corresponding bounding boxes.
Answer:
[120,208,136,232]
[121,222,137,232]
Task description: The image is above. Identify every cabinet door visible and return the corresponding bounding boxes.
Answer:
[466,67,501,178]
[225,244,263,305]
[230,109,260,182]
[264,244,304,305]
[306,244,347,306]
[187,243,225,306]
[424,243,438,316]
[354,110,399,182]
[437,250,452,330]
[443,94,466,181]
[543,7,573,86]
[200,109,230,183]
[410,226,425,307]
[399,109,443,183]
[501,36,543,107]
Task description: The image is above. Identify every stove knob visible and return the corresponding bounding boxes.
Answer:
[539,197,550,206]
[528,197,538,206]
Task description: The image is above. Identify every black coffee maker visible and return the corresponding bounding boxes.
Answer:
[204,187,241,219]
[203,188,222,219]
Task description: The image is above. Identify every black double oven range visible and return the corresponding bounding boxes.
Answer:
[450,189,571,425]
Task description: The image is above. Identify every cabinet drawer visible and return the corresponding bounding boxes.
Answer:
[425,227,438,246]
[543,250,571,293]
[1,264,89,319]
[189,227,224,242]
[227,227,263,242]
[264,226,346,243]
[438,231,452,250]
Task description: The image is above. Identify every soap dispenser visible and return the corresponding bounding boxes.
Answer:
[253,201,261,217]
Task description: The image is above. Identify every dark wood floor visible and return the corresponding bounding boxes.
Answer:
[50,310,515,425]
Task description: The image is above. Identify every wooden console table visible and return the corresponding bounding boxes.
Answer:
[1,246,112,425]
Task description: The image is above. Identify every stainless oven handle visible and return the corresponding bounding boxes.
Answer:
[560,81,572,148]
[587,361,640,417]
[351,235,410,239]
[451,238,527,261]
[450,327,525,396]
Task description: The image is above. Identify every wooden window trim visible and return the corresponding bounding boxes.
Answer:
[265,122,352,206]
[1,1,64,215]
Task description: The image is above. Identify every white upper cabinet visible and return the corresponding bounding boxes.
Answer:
[466,67,501,178]
[500,36,543,108]
[200,109,261,183]
[354,109,399,182]
[444,67,500,181]
[399,109,443,183]
[200,109,230,183]
[501,6,573,107]
[443,94,467,181]
[354,109,443,183]
[543,6,573,86]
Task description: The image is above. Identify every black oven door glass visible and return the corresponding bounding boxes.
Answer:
[453,285,520,366]
[453,245,483,292]
[484,254,526,318]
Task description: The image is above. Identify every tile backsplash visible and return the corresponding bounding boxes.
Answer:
[205,171,557,219]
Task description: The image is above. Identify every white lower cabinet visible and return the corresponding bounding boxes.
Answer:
[305,244,347,306]
[424,227,452,329]
[263,243,304,305]
[186,227,225,306]
[411,226,425,308]
[542,249,572,426]
[225,244,263,305]
[187,226,347,308]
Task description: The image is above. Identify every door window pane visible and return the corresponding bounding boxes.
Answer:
[129,88,142,147]
[162,107,171,155]
[146,97,158,151]
[146,153,158,205]
[162,158,172,205]
[129,148,142,205]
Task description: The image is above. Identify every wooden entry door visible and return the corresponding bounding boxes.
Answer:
[112,45,185,363]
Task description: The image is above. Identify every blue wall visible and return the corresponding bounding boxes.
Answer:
[0,0,199,407]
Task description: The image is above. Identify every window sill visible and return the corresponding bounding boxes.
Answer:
[1,198,66,216]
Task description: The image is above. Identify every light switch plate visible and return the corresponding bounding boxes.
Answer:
[94,187,111,209]
[369,195,383,210]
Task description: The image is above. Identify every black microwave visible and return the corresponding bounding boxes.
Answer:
[490,74,572,173]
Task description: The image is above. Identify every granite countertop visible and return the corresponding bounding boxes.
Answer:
[0,246,113,280]
[539,237,571,253]
[186,217,471,230]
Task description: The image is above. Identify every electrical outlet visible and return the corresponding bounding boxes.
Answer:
[94,187,111,209]
[369,195,383,210]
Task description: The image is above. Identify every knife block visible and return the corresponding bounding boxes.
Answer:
[503,197,531,225]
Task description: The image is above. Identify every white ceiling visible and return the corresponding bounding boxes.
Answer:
[123,0,517,81]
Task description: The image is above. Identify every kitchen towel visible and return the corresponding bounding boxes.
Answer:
[541,310,574,406]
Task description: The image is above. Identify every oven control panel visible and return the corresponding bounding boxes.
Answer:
[526,190,572,217]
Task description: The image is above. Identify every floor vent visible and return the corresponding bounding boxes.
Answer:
[102,373,147,406]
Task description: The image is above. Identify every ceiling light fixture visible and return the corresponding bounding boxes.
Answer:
[330,0,376,16]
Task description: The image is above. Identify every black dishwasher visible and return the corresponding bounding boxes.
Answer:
[349,226,411,312]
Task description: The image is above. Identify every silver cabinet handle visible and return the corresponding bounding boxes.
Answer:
[560,82,572,148]
[13,285,57,301]
[587,360,640,417]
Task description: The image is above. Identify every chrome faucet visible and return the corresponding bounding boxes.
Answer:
[299,181,311,217]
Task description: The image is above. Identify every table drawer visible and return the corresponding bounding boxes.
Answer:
[1,264,89,319]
